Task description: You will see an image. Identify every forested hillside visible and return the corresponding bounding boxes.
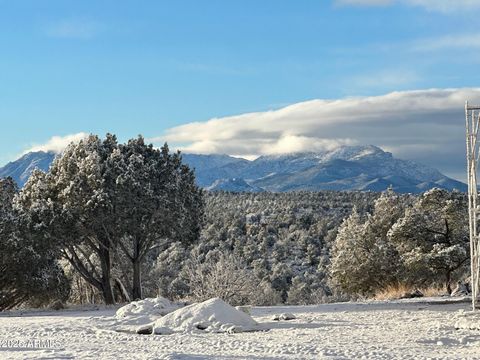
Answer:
[148,189,469,305]
[148,191,381,305]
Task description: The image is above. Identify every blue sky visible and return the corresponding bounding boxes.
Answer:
[2,0,480,180]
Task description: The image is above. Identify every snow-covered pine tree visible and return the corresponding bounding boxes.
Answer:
[330,189,409,296]
[114,137,204,300]
[16,134,204,303]
[329,208,370,295]
[0,177,20,309]
[15,134,122,304]
[0,177,16,217]
[0,177,69,310]
[388,188,469,293]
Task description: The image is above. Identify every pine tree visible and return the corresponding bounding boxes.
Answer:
[15,134,204,303]
[330,189,408,296]
[114,137,204,299]
[0,177,69,310]
[329,208,371,294]
[389,188,469,293]
[15,135,123,304]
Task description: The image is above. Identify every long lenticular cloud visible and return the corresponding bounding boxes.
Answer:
[153,88,480,180]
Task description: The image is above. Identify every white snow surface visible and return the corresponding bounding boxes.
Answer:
[151,297,258,334]
[115,296,181,325]
[1,297,480,359]
[455,310,480,331]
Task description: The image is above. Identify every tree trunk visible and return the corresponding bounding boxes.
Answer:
[132,259,142,300]
[131,237,143,300]
[115,278,131,303]
[99,246,115,305]
[101,279,115,305]
[446,270,452,295]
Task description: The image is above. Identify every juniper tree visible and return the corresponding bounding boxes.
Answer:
[15,135,121,304]
[114,138,204,299]
[389,188,469,293]
[16,134,204,303]
[0,177,69,310]
[330,189,409,296]
[0,177,16,217]
[0,177,22,309]
[329,208,369,294]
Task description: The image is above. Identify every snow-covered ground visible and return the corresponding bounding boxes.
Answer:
[0,297,479,359]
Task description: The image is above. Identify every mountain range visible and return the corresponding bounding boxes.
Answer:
[0,145,466,193]
[0,151,56,188]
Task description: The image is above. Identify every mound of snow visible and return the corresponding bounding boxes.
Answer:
[150,298,258,334]
[272,313,296,321]
[116,296,181,325]
[455,311,480,330]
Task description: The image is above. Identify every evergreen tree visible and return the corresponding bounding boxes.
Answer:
[329,208,371,294]
[16,135,120,304]
[15,134,204,303]
[389,188,469,293]
[0,177,69,310]
[114,137,204,299]
[330,189,409,296]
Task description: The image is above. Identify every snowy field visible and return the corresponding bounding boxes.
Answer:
[0,298,479,359]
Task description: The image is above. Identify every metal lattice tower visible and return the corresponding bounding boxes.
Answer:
[465,101,480,311]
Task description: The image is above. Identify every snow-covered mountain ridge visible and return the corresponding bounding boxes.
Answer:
[0,145,466,193]
[182,145,466,193]
[0,151,55,187]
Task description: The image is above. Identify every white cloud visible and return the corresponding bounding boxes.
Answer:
[406,0,480,12]
[26,132,89,154]
[350,69,420,90]
[45,18,102,39]
[335,0,480,12]
[154,88,480,180]
[412,33,480,51]
[335,0,392,6]
[261,135,356,155]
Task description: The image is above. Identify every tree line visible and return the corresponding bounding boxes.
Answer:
[330,188,469,296]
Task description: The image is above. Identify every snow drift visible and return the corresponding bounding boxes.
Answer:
[454,311,480,330]
[116,296,181,325]
[148,298,258,334]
